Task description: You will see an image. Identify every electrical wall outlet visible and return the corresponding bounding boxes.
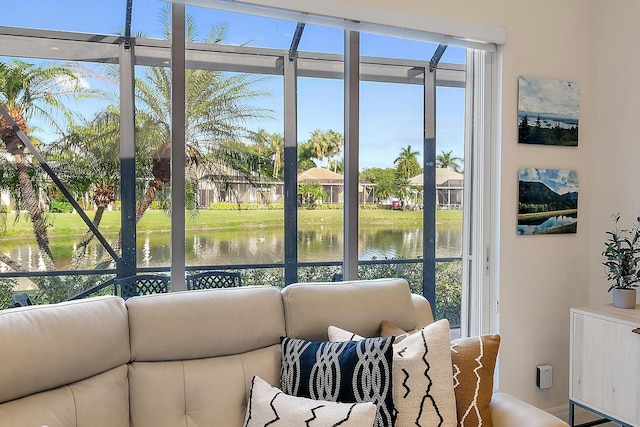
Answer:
[536,364,553,389]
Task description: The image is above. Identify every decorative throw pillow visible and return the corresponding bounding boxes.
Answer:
[375,321,501,427]
[280,336,395,427]
[244,376,377,427]
[328,320,458,427]
[450,335,501,427]
[379,319,410,342]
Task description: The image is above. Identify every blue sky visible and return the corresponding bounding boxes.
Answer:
[519,168,579,195]
[518,76,579,120]
[1,0,466,170]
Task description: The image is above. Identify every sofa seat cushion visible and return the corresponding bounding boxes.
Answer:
[0,365,129,427]
[129,345,280,427]
[245,376,377,426]
[281,336,395,427]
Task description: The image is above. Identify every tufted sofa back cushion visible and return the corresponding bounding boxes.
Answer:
[126,286,285,427]
[0,296,130,426]
[282,278,431,341]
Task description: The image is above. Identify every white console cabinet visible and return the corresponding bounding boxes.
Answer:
[570,305,640,427]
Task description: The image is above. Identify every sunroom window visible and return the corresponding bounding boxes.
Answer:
[0,1,499,337]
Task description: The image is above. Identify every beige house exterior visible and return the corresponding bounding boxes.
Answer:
[409,168,464,210]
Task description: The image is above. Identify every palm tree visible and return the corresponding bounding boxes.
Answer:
[297,183,326,208]
[325,129,343,172]
[0,59,93,271]
[132,12,272,224]
[297,141,316,172]
[436,149,463,172]
[309,129,328,166]
[251,128,271,157]
[394,145,421,180]
[46,107,127,267]
[269,133,284,178]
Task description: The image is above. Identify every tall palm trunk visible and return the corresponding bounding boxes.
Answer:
[0,252,22,271]
[2,110,55,271]
[71,205,106,268]
[94,178,164,269]
[71,184,117,268]
[14,150,55,271]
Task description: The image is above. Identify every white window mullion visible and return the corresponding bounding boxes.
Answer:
[461,49,499,338]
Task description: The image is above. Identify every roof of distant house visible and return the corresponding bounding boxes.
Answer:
[297,167,344,183]
[409,168,464,186]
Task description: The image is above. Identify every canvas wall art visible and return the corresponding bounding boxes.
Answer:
[517,76,579,146]
[517,168,578,235]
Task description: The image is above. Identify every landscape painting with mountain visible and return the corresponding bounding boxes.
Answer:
[518,76,579,146]
[518,168,578,235]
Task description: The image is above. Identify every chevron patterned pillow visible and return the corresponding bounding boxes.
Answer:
[280,336,395,427]
[244,376,377,427]
[328,319,458,427]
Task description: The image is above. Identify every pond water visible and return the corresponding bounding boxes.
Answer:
[1,223,463,271]
[517,213,578,235]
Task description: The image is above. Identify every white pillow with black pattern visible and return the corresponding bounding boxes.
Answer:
[244,376,376,427]
[328,319,457,427]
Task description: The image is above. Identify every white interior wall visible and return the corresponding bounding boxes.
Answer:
[295,0,596,410]
[589,0,640,306]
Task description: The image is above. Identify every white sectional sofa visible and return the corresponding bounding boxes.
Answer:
[0,278,568,427]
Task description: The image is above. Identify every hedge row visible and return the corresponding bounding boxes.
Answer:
[8,261,462,325]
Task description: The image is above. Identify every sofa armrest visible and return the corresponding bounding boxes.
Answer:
[490,392,569,427]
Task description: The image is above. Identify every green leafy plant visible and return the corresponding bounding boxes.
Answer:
[0,278,17,309]
[602,214,640,291]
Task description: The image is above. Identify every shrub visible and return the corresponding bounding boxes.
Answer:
[0,278,17,310]
[208,203,285,210]
[32,276,71,304]
[29,274,117,304]
[49,201,74,213]
[16,261,462,326]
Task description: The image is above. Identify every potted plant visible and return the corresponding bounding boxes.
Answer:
[602,214,640,308]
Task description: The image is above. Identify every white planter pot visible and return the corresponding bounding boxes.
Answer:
[612,288,637,309]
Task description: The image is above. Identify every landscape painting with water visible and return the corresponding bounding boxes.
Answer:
[518,168,578,235]
[518,76,579,146]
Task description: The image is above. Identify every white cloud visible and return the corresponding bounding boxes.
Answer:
[54,75,90,92]
[518,76,579,119]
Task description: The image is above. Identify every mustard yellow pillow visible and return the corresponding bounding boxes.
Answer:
[450,335,500,427]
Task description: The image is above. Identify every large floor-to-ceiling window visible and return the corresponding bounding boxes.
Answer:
[0,0,500,336]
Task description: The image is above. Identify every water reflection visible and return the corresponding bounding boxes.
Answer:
[2,224,462,270]
[517,213,577,235]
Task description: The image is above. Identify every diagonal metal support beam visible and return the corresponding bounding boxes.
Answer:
[288,23,305,61]
[124,0,133,49]
[429,44,448,72]
[0,104,121,263]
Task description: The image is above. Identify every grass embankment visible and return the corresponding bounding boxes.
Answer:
[516,209,577,221]
[2,209,462,239]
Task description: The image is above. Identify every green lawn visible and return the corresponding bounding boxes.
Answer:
[1,208,462,239]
